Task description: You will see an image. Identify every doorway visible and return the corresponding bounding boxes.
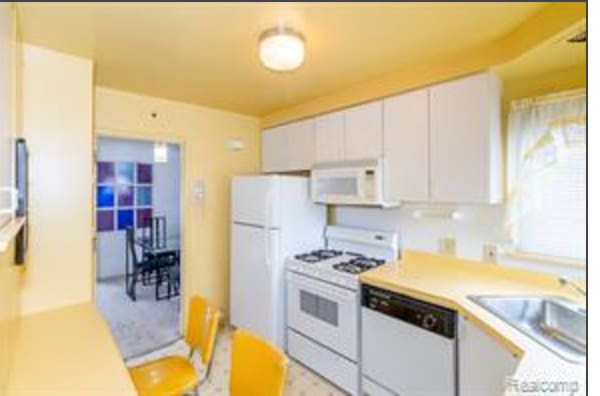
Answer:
[93,136,183,360]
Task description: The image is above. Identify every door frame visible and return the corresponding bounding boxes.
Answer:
[93,128,187,334]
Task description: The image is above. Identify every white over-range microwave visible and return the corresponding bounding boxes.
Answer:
[310,159,397,207]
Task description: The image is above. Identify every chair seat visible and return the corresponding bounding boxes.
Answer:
[129,355,199,396]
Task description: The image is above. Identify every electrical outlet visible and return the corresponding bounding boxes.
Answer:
[438,237,456,256]
[483,244,498,263]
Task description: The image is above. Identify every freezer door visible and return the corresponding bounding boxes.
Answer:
[231,176,279,228]
[230,223,282,346]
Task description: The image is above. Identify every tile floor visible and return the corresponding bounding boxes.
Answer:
[96,276,181,358]
[127,328,347,396]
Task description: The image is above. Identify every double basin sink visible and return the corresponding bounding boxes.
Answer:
[469,295,586,363]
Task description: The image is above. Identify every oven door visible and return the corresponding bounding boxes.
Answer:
[287,271,358,361]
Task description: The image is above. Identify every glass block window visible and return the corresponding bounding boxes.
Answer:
[136,186,152,207]
[118,209,134,230]
[97,162,115,184]
[97,186,114,208]
[117,162,135,185]
[96,161,153,232]
[137,163,153,184]
[97,210,114,232]
[117,185,134,207]
[137,208,153,229]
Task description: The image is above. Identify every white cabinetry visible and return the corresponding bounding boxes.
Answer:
[261,119,315,173]
[458,316,519,396]
[262,71,502,205]
[344,101,383,161]
[429,71,502,203]
[315,111,345,163]
[383,71,502,204]
[262,126,287,173]
[383,89,429,202]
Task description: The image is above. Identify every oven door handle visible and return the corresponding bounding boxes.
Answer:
[288,273,356,301]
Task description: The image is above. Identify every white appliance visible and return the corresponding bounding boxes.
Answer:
[362,285,457,396]
[230,175,326,348]
[286,226,399,395]
[311,159,397,207]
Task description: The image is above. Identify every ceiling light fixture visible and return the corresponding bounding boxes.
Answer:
[259,26,305,72]
[154,142,168,163]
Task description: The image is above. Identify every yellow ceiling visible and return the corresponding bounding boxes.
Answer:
[17,2,551,116]
[496,20,586,82]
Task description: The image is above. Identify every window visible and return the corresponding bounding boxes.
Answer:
[96,161,153,232]
[507,89,586,262]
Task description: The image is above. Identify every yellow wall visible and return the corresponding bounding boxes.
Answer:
[502,64,586,103]
[94,87,261,318]
[0,242,21,393]
[20,44,94,315]
[261,2,586,127]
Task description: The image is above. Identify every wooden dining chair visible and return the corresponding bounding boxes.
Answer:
[128,295,221,396]
[229,329,289,396]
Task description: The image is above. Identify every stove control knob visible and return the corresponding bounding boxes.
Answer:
[422,313,438,330]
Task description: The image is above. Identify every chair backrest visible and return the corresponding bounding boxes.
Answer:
[125,226,139,265]
[185,295,221,365]
[230,329,288,396]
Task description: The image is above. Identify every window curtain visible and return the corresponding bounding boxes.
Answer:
[506,88,586,259]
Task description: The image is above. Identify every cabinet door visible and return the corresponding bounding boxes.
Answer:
[383,89,429,202]
[286,119,315,171]
[429,72,501,203]
[344,101,383,161]
[458,316,518,396]
[315,111,345,163]
[262,127,287,172]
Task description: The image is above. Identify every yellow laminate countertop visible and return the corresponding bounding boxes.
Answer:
[359,250,586,394]
[7,302,136,396]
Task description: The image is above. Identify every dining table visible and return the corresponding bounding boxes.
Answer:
[125,235,181,301]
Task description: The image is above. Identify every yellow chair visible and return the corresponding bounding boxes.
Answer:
[128,295,221,396]
[230,329,289,396]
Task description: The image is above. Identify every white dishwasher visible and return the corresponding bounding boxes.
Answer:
[361,285,457,396]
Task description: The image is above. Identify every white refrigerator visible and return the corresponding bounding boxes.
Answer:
[230,175,326,348]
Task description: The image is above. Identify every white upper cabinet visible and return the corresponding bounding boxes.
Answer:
[285,119,315,171]
[315,111,345,163]
[262,126,287,173]
[261,119,315,173]
[383,89,430,202]
[344,101,383,161]
[429,71,502,203]
[262,71,502,205]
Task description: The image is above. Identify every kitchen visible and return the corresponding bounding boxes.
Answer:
[231,70,586,395]
[0,3,589,396]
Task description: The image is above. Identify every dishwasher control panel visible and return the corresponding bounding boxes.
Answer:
[362,285,456,339]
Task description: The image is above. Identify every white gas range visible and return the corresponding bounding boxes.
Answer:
[286,226,398,395]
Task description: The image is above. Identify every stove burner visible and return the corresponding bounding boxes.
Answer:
[294,249,343,263]
[332,257,386,274]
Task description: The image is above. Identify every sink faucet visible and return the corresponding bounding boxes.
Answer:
[558,277,586,297]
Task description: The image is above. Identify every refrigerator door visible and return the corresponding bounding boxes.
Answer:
[232,176,279,228]
[230,222,282,345]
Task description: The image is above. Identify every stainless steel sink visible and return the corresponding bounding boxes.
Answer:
[469,295,586,363]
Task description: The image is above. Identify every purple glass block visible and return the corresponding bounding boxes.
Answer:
[117,185,134,207]
[97,210,114,232]
[137,163,153,184]
[97,162,115,184]
[136,208,153,228]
